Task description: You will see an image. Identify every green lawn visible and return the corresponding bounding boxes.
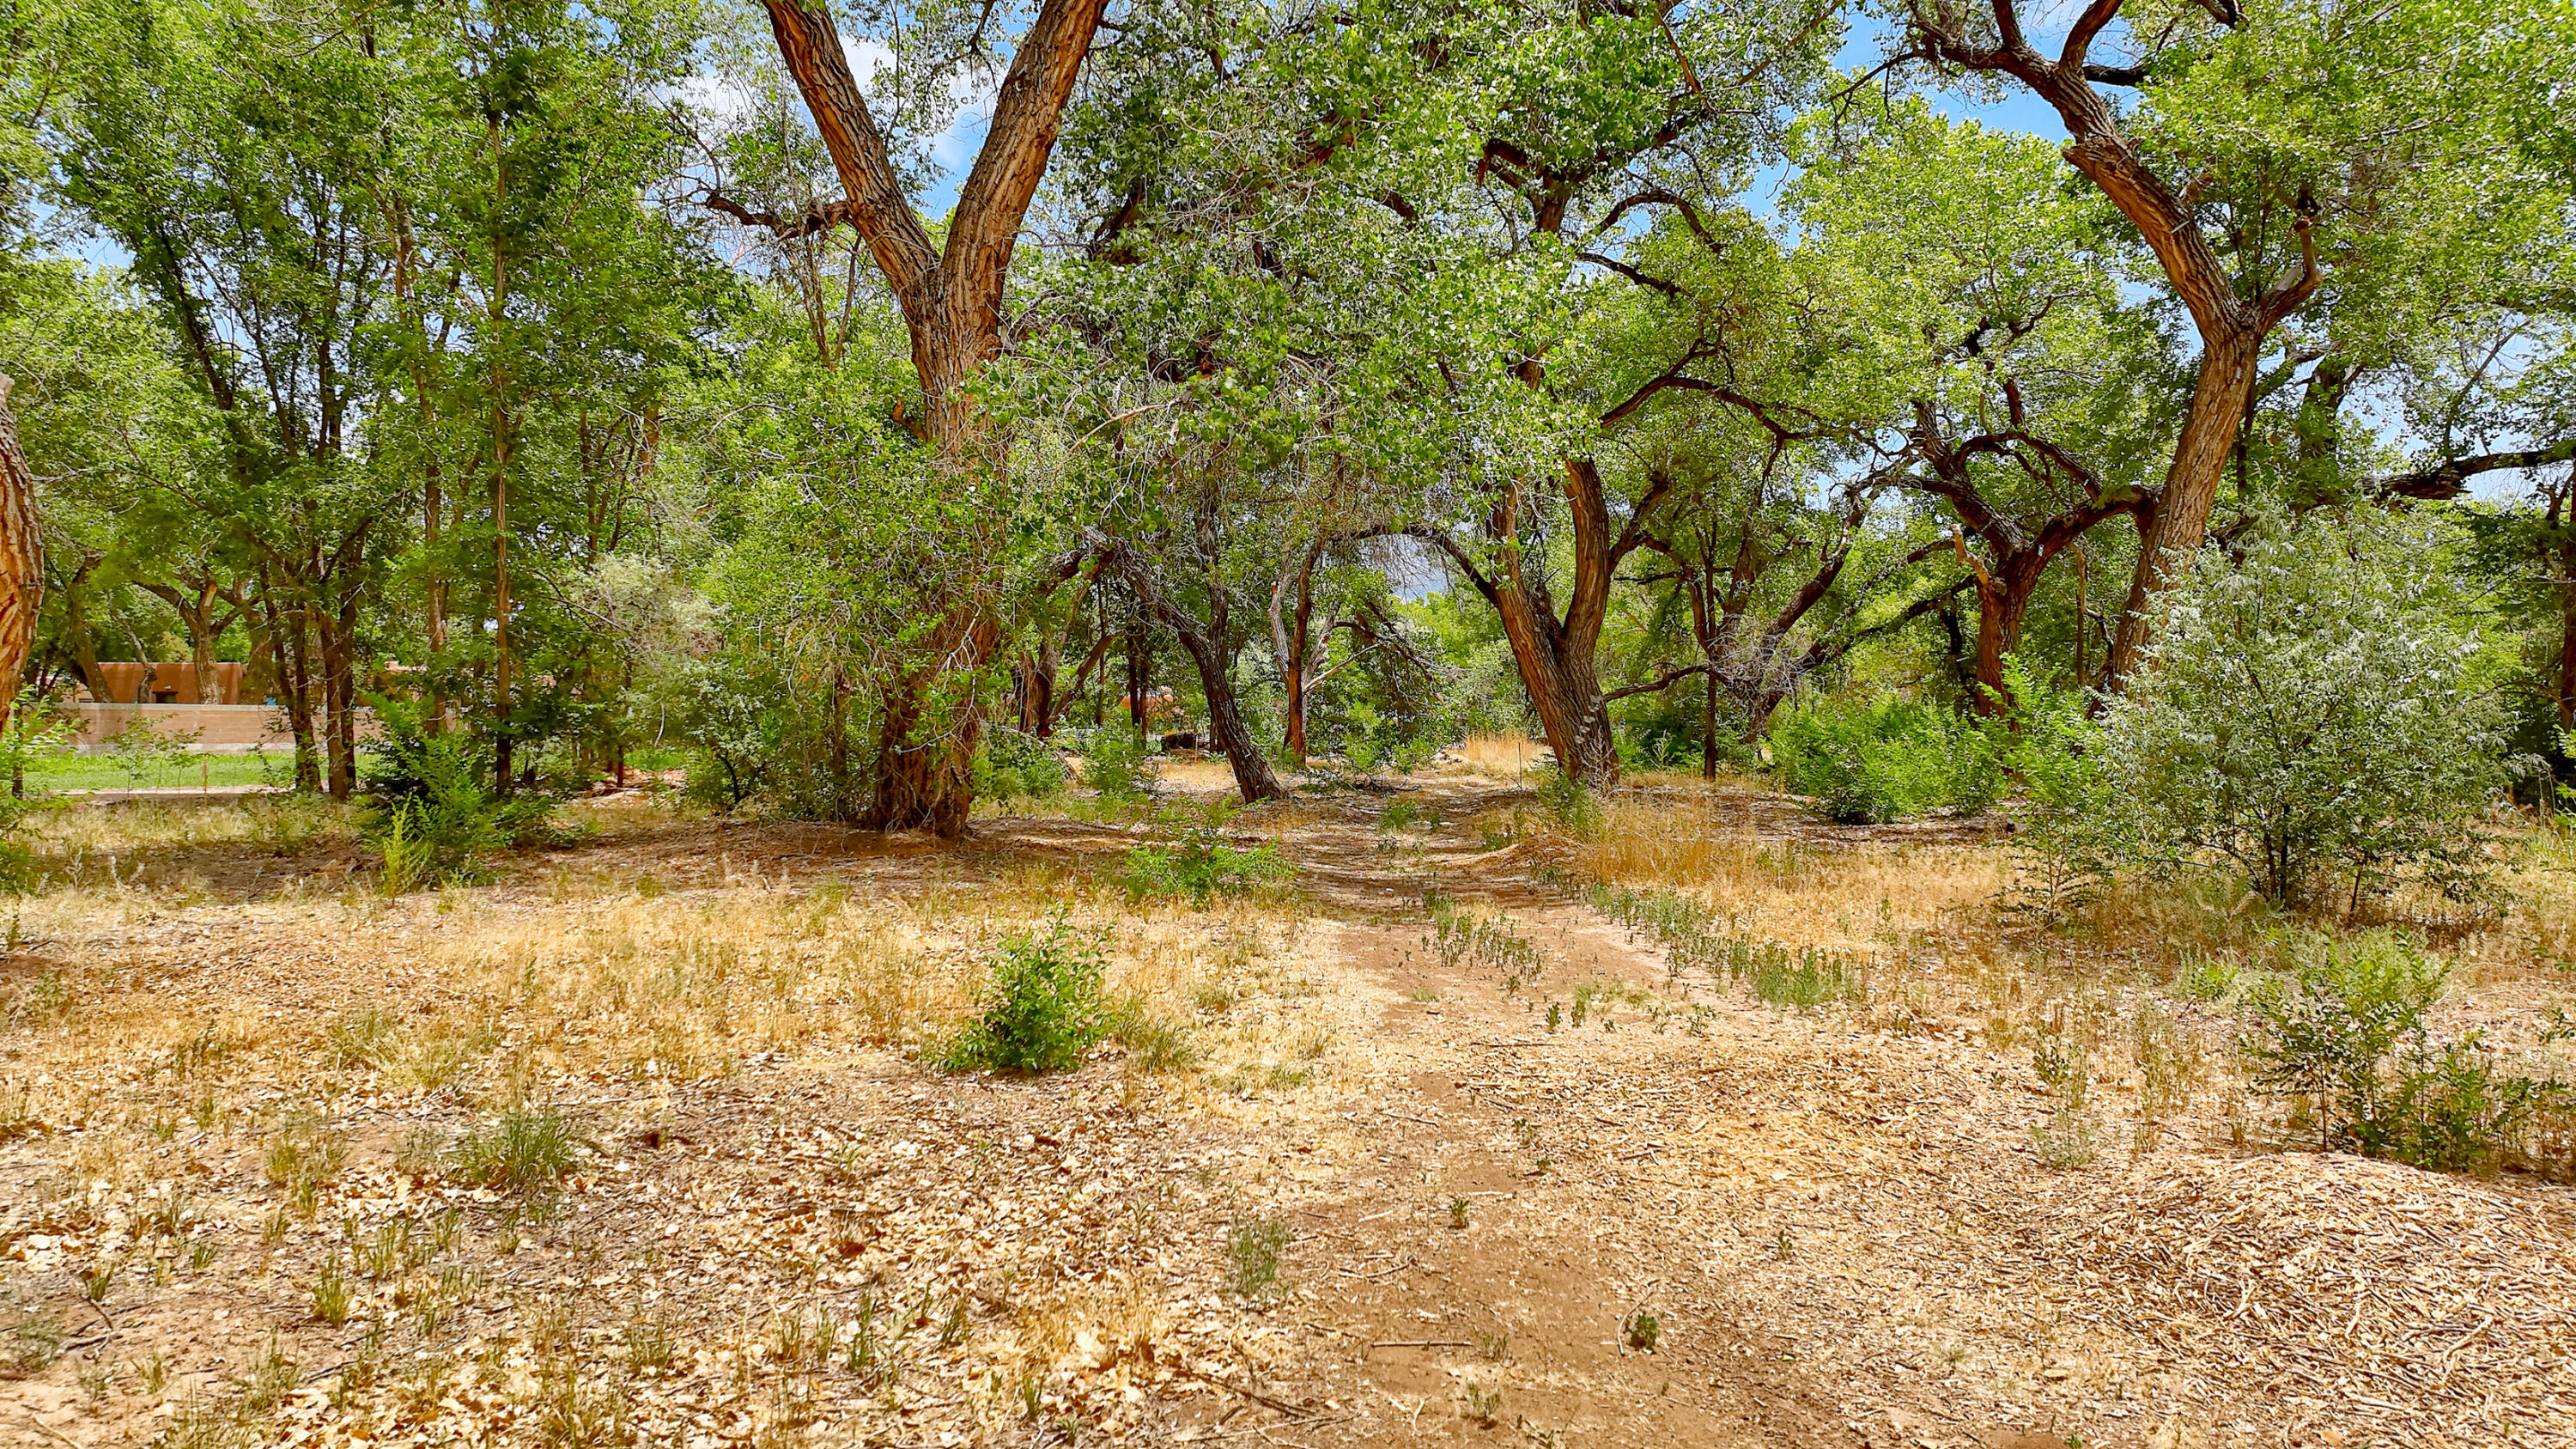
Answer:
[21,753,287,792]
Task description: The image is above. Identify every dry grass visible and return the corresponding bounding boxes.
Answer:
[0,795,1371,1449]
[1575,795,2002,953]
[9,779,2576,1449]
[1451,733,1547,776]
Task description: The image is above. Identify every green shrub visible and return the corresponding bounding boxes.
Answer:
[1121,803,1291,905]
[973,727,1068,804]
[1986,659,2118,926]
[361,709,553,889]
[941,911,1108,1073]
[2097,518,2505,910]
[1226,1214,1291,1298]
[449,1108,582,1194]
[1768,693,1998,824]
[2245,930,2567,1172]
[1534,766,1604,839]
[1074,727,1154,805]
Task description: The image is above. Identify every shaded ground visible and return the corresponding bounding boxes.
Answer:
[1,776,2570,1449]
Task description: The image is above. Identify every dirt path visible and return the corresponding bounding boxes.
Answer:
[1147,784,2086,1449]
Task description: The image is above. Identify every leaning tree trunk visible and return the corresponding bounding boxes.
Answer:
[2105,330,2262,685]
[0,378,40,715]
[1492,586,1619,785]
[1168,625,1286,803]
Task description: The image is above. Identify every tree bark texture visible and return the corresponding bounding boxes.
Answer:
[1424,460,1656,788]
[0,378,40,713]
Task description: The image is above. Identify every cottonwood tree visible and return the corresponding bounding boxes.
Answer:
[0,377,38,704]
[726,0,1114,833]
[1051,0,1840,787]
[1899,0,2556,684]
[1777,107,2166,705]
[1570,202,1967,752]
[49,0,408,790]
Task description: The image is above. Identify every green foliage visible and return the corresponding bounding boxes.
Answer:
[1988,659,2118,926]
[361,711,552,891]
[972,727,1068,805]
[1591,884,1864,1011]
[2245,930,2567,1173]
[1534,767,1604,839]
[1072,727,1154,806]
[940,911,1108,1074]
[1225,1214,1291,1299]
[2099,520,2506,910]
[670,661,789,813]
[448,1109,583,1196]
[98,717,203,788]
[1769,694,1999,825]
[1120,803,1291,906]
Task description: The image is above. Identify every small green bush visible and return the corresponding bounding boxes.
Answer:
[361,709,553,889]
[974,727,1068,804]
[1074,728,1154,805]
[1534,767,1604,839]
[1768,693,1998,825]
[1226,1214,1291,1298]
[2245,930,2568,1172]
[1121,803,1291,905]
[941,911,1108,1073]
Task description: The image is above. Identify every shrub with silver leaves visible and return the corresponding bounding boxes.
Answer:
[2098,518,2506,911]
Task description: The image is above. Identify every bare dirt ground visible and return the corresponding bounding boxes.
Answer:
[3,775,2573,1449]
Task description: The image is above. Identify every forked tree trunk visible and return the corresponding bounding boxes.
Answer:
[1911,4,2318,689]
[263,577,321,792]
[136,579,234,703]
[1425,460,1657,788]
[0,378,40,715]
[756,0,1109,836]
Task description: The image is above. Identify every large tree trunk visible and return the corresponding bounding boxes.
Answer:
[1433,460,1651,788]
[1168,625,1285,803]
[1491,581,1619,785]
[757,0,1109,837]
[1969,552,2051,715]
[0,378,39,714]
[1269,543,1324,768]
[263,575,321,793]
[2105,330,2262,682]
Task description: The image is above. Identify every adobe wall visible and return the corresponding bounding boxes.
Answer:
[65,704,380,755]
